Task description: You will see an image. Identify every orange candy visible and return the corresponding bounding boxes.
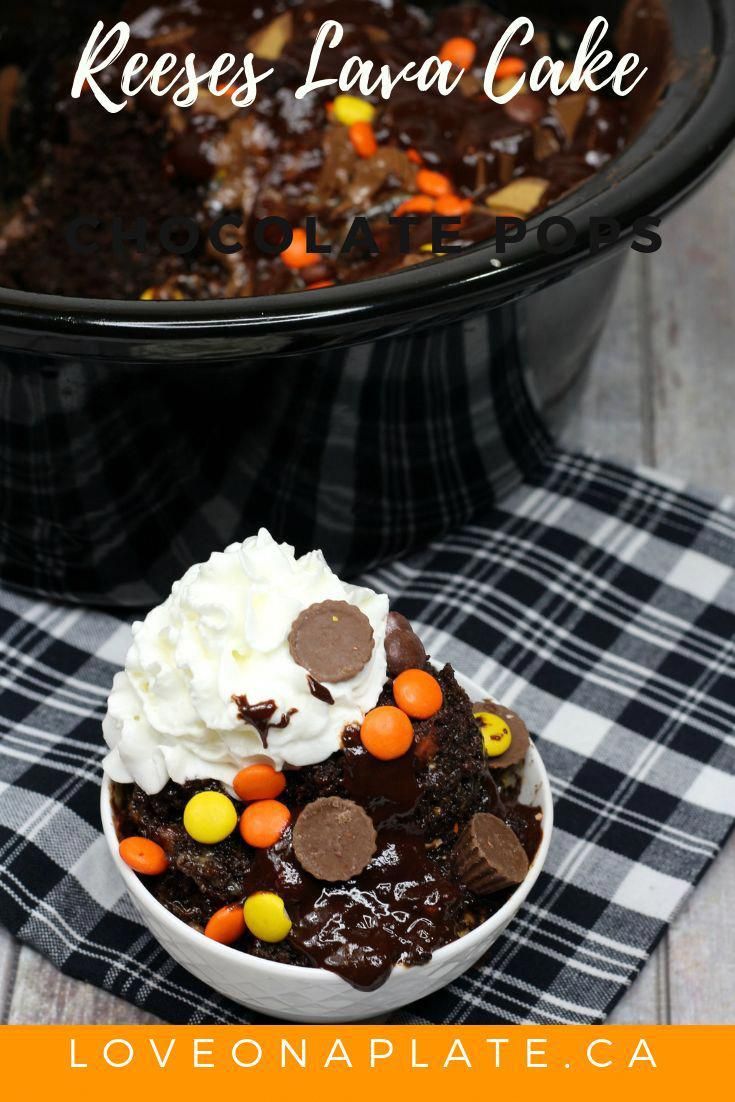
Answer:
[281,228,321,270]
[439,36,477,70]
[233,763,286,802]
[119,836,168,876]
[306,279,335,290]
[495,57,527,81]
[360,705,414,761]
[394,195,435,217]
[393,668,443,719]
[407,148,423,165]
[416,168,452,198]
[240,799,291,848]
[204,902,247,945]
[349,121,378,158]
[434,194,473,217]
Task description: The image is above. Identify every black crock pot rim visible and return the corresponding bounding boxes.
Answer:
[1,0,734,354]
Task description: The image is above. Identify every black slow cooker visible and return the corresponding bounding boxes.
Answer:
[1,0,733,605]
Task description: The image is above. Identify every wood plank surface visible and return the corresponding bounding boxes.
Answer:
[6,946,160,1025]
[642,149,735,1024]
[566,152,735,1025]
[648,155,735,497]
[668,836,735,1023]
[1,153,733,1028]
[0,927,18,1022]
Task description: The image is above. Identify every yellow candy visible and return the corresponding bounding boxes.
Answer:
[183,791,238,844]
[475,711,513,758]
[243,892,292,943]
[139,287,185,301]
[332,94,375,126]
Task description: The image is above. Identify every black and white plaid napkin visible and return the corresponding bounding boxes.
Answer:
[0,449,733,1024]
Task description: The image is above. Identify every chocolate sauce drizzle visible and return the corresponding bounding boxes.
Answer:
[232,694,297,747]
[306,674,334,705]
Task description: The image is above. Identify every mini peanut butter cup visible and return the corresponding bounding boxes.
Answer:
[293,796,377,882]
[472,700,530,769]
[453,813,529,894]
[288,599,374,683]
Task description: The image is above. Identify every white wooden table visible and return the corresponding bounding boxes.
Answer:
[1,154,733,1026]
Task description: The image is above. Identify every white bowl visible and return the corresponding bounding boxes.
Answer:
[100,673,553,1023]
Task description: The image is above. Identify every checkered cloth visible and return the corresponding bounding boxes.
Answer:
[0,449,733,1024]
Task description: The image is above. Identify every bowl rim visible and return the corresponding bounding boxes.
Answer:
[2,0,735,353]
[99,671,554,992]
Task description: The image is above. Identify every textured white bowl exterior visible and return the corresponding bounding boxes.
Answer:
[100,673,553,1022]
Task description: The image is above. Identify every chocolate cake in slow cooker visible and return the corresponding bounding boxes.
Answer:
[0,0,657,299]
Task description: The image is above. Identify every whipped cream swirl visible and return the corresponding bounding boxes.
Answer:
[102,529,389,793]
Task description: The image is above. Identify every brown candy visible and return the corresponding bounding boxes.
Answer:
[386,611,412,633]
[453,813,529,895]
[503,93,546,126]
[289,600,374,683]
[385,630,427,678]
[553,92,590,144]
[472,699,530,769]
[292,797,377,882]
[384,609,427,677]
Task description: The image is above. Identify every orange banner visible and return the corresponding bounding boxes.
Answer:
[0,1025,729,1101]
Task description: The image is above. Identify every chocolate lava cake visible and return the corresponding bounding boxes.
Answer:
[114,658,542,990]
[105,533,544,991]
